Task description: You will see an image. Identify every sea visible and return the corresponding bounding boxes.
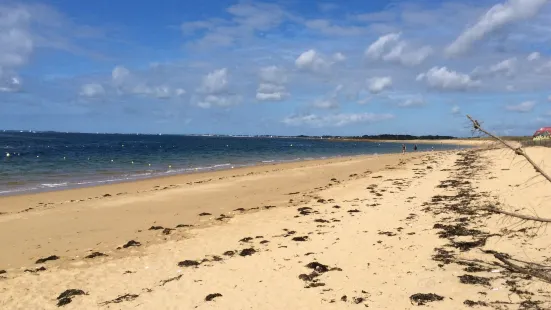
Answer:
[0,132,464,196]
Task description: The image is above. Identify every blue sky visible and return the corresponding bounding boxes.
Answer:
[1,0,551,136]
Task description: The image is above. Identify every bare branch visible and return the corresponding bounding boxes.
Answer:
[466,115,551,184]
[484,206,551,223]
[494,253,551,284]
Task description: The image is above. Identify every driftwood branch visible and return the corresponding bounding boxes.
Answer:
[494,254,551,284]
[483,206,551,223]
[467,115,551,183]
[466,115,551,223]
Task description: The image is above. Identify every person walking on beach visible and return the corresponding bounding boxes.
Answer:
[402,144,406,154]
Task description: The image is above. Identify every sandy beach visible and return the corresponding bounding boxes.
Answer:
[338,138,494,146]
[1,146,550,309]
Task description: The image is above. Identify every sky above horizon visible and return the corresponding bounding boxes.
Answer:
[1,0,551,136]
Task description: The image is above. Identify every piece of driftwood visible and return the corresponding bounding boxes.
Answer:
[494,253,551,284]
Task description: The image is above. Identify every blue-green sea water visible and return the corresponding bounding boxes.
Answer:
[0,132,463,196]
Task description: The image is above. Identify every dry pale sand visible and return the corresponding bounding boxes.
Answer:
[1,147,550,309]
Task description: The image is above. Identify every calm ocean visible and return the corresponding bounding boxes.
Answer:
[0,132,463,196]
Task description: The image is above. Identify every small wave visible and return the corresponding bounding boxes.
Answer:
[41,182,68,188]
[213,163,231,168]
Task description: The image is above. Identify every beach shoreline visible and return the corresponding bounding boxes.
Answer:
[0,151,426,270]
[2,146,549,309]
[0,142,469,198]
[334,138,492,146]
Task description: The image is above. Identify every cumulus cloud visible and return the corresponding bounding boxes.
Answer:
[365,33,400,59]
[446,0,548,56]
[0,5,33,91]
[398,98,426,108]
[333,52,346,62]
[197,94,241,108]
[181,2,287,49]
[256,66,289,102]
[0,74,21,92]
[472,57,517,78]
[197,68,240,108]
[505,101,536,112]
[451,106,461,115]
[295,49,330,73]
[282,112,394,127]
[304,19,366,36]
[365,33,432,66]
[489,58,517,76]
[110,65,186,99]
[112,65,130,87]
[416,67,480,91]
[199,68,228,94]
[311,84,342,109]
[367,77,392,94]
[527,52,541,61]
[133,85,185,99]
[79,83,105,97]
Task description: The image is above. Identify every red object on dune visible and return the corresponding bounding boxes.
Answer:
[533,127,551,137]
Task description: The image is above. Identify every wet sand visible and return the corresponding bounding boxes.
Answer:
[1,146,550,309]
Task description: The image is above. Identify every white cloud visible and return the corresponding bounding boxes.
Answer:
[175,88,186,96]
[365,32,432,66]
[295,49,329,73]
[0,74,21,92]
[489,57,517,76]
[112,65,130,87]
[256,92,287,101]
[382,42,433,66]
[446,0,548,56]
[133,85,183,99]
[312,98,339,109]
[256,66,289,102]
[258,66,287,84]
[527,52,541,61]
[282,112,394,127]
[333,52,346,62]
[198,94,241,108]
[0,6,33,92]
[472,57,517,78]
[417,67,480,91]
[365,33,401,59]
[367,76,392,94]
[257,83,285,93]
[199,68,228,94]
[197,68,240,108]
[182,2,287,48]
[398,98,426,108]
[505,101,536,112]
[256,83,288,101]
[451,105,461,115]
[0,7,33,69]
[79,83,105,97]
[311,84,342,109]
[305,19,365,36]
[110,65,186,99]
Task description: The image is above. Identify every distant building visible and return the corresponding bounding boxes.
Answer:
[533,127,551,141]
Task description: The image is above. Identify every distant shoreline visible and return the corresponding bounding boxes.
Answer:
[328,138,490,146]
